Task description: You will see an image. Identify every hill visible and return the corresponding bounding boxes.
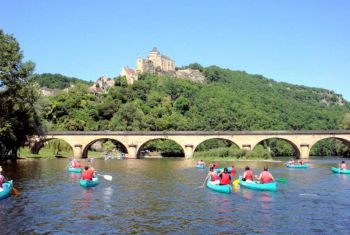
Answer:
[40,65,349,132]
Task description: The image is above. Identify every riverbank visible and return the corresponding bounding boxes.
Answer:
[18,148,102,158]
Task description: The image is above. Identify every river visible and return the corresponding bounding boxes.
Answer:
[0,158,349,234]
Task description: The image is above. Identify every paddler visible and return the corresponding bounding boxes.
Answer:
[255,166,275,184]
[339,160,347,170]
[242,166,254,182]
[206,167,220,184]
[219,168,231,185]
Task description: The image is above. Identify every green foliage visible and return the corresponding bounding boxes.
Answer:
[245,145,272,159]
[196,139,238,151]
[32,73,91,89]
[46,139,72,155]
[142,139,184,157]
[310,138,350,157]
[102,140,116,153]
[257,139,296,157]
[341,113,350,130]
[37,62,350,157]
[0,29,43,159]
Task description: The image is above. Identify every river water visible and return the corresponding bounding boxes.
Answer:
[0,158,349,234]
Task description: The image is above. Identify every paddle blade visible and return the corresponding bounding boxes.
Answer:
[277,178,288,183]
[12,187,19,196]
[233,179,240,186]
[103,175,112,181]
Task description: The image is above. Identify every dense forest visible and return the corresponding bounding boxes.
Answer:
[34,64,350,158]
[39,65,349,132]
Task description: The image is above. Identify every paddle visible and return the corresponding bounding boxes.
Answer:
[96,174,112,181]
[11,187,19,196]
[201,176,209,187]
[276,178,288,183]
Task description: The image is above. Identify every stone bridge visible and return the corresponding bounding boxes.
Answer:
[29,130,350,159]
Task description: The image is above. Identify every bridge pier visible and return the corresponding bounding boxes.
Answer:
[242,144,251,151]
[127,144,138,158]
[73,145,83,158]
[300,144,310,159]
[184,144,194,158]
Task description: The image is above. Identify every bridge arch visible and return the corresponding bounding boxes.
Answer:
[309,137,350,157]
[29,137,74,156]
[82,138,128,159]
[193,137,240,152]
[252,137,301,159]
[136,138,185,159]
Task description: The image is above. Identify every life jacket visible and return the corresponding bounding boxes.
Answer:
[231,168,236,176]
[197,161,204,166]
[261,171,272,183]
[299,161,304,165]
[212,163,218,169]
[74,162,81,168]
[341,163,347,170]
[220,173,230,185]
[82,169,94,180]
[244,170,253,181]
[211,172,219,181]
[0,175,4,187]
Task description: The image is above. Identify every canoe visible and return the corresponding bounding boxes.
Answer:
[206,179,232,194]
[286,164,309,168]
[80,176,99,188]
[331,167,350,174]
[214,167,232,173]
[239,176,277,191]
[67,166,82,173]
[0,180,13,200]
[196,165,205,169]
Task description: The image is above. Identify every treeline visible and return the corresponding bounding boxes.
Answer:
[32,73,92,89]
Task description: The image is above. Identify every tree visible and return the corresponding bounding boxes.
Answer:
[341,113,350,130]
[0,29,42,160]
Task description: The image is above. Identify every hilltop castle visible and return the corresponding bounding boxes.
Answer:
[120,47,176,84]
[119,47,204,85]
[136,47,176,74]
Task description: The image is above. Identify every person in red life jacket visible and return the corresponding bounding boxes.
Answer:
[231,165,236,176]
[206,167,220,184]
[288,158,296,165]
[255,166,275,184]
[242,166,254,182]
[340,160,347,170]
[82,166,94,180]
[73,160,81,168]
[299,159,305,165]
[210,162,219,169]
[219,168,231,185]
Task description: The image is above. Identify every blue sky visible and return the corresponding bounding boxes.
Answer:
[1,0,350,100]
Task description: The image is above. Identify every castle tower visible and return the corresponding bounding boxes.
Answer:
[148,47,160,61]
[136,58,145,74]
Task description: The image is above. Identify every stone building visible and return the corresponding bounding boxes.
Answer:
[119,66,138,84]
[89,76,114,94]
[136,47,176,74]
